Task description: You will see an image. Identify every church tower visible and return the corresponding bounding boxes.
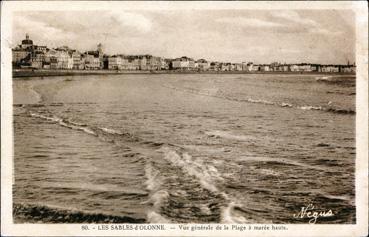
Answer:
[21,33,33,49]
[97,43,103,69]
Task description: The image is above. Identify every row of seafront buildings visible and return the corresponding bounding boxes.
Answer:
[13,34,105,70]
[12,34,356,73]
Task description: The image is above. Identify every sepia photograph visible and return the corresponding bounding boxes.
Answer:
[1,1,368,236]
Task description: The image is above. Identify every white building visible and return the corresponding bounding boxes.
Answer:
[57,50,71,69]
[72,51,82,69]
[234,63,243,71]
[289,65,299,72]
[247,62,254,71]
[321,65,339,73]
[45,49,72,69]
[108,56,123,70]
[172,56,195,70]
[85,54,100,69]
[298,64,312,72]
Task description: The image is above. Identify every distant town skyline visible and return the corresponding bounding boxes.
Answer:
[12,10,355,64]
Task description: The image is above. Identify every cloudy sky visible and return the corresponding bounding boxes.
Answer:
[12,10,355,64]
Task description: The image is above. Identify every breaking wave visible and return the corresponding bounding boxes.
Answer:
[159,146,251,224]
[30,112,96,136]
[236,155,327,171]
[205,130,256,142]
[315,75,356,86]
[221,202,249,224]
[147,211,171,223]
[298,106,355,114]
[28,111,165,148]
[160,146,223,193]
[299,105,323,111]
[144,162,171,223]
[99,127,124,135]
[162,84,355,115]
[145,162,162,192]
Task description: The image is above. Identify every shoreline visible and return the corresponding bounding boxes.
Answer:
[12,69,356,78]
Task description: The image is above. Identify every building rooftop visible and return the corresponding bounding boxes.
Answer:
[21,34,33,45]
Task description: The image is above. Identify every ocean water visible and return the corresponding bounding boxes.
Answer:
[13,73,356,224]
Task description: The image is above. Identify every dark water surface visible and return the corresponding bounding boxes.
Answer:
[13,74,356,224]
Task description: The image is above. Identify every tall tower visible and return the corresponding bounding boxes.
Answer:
[97,43,103,56]
[97,43,103,69]
[21,33,33,49]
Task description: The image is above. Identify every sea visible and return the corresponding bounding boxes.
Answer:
[12,73,356,224]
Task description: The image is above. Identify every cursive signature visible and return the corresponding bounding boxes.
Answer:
[293,204,334,224]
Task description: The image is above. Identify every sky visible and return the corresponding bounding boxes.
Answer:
[12,10,355,64]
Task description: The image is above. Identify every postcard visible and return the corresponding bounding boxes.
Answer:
[1,1,368,236]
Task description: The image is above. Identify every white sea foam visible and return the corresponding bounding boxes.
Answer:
[147,211,171,223]
[67,121,87,127]
[30,112,61,122]
[220,201,248,224]
[164,84,351,117]
[149,190,169,209]
[205,130,256,142]
[247,98,275,105]
[160,146,223,193]
[161,149,250,223]
[30,112,96,136]
[198,204,212,215]
[280,102,293,107]
[145,189,171,223]
[144,162,172,223]
[144,163,162,191]
[59,121,96,135]
[322,194,352,202]
[299,105,323,111]
[237,155,326,171]
[164,84,350,116]
[99,127,123,135]
[258,168,281,176]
